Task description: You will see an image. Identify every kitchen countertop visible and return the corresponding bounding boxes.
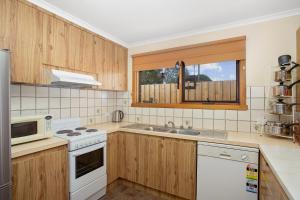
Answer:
[260,145,300,200]
[11,122,299,199]
[11,137,68,158]
[90,122,300,200]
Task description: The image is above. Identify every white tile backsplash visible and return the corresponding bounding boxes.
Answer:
[36,98,48,109]
[13,84,271,131]
[203,119,213,129]
[226,110,237,120]
[251,98,265,110]
[36,87,48,97]
[203,109,214,119]
[183,109,193,118]
[21,97,35,110]
[12,84,118,125]
[11,85,20,97]
[214,119,225,130]
[238,110,251,121]
[251,86,265,98]
[226,120,238,131]
[11,97,20,110]
[21,85,35,97]
[49,88,60,97]
[214,110,225,119]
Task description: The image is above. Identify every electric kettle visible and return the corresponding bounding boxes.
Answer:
[112,110,124,122]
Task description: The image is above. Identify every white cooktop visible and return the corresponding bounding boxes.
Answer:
[52,118,106,151]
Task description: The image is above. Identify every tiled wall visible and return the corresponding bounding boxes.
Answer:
[11,84,286,133]
[116,86,285,133]
[10,84,119,125]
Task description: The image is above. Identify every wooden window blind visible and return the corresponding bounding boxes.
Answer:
[132,36,246,71]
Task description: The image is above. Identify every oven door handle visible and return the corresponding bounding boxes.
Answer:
[70,142,106,157]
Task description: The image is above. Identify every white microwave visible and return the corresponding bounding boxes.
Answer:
[11,115,53,145]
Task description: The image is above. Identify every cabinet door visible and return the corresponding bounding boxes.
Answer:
[101,40,115,90]
[67,24,82,71]
[118,132,196,200]
[42,13,68,68]
[81,31,95,73]
[259,154,289,200]
[11,1,42,84]
[118,132,139,182]
[0,0,15,49]
[107,132,119,184]
[163,138,196,199]
[12,145,68,200]
[94,36,105,88]
[114,45,128,91]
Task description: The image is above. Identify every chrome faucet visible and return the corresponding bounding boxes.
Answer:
[167,121,175,128]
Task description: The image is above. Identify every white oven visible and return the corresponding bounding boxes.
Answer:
[69,141,107,200]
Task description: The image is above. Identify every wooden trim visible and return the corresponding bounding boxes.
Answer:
[132,36,246,71]
[131,103,248,110]
[132,36,246,58]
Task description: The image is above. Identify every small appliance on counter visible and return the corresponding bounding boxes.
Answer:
[53,118,107,200]
[265,55,300,141]
[112,110,124,122]
[11,115,53,145]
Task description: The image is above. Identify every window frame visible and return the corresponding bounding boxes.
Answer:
[182,60,240,104]
[131,36,247,110]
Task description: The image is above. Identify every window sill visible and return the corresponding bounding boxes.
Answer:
[131,103,248,110]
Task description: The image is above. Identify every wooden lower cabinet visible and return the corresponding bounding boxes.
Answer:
[107,132,119,184]
[12,145,68,200]
[259,154,289,200]
[107,132,197,200]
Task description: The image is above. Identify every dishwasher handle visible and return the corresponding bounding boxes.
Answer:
[218,153,232,160]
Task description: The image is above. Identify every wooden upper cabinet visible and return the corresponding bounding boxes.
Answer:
[81,31,95,73]
[101,40,115,90]
[94,36,105,87]
[1,0,128,87]
[67,24,82,71]
[114,45,128,91]
[0,0,15,49]
[42,13,68,68]
[11,0,42,84]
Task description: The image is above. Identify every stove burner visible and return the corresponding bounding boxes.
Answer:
[75,127,87,131]
[56,130,73,134]
[67,132,81,136]
[86,129,98,133]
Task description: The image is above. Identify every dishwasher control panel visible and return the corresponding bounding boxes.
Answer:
[197,142,259,164]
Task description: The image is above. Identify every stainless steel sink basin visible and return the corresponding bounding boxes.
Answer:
[144,126,170,132]
[121,124,227,139]
[168,129,200,135]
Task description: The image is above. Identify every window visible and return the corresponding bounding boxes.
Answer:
[183,61,239,103]
[132,36,247,110]
[138,68,179,104]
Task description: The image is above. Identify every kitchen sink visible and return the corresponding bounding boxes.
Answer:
[168,129,200,135]
[121,124,227,139]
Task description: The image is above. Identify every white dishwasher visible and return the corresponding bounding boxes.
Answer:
[197,142,259,200]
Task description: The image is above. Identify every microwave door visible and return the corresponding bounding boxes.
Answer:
[11,121,38,138]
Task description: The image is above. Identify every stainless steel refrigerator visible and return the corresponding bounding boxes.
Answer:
[0,49,11,200]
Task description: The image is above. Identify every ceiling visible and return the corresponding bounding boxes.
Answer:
[41,0,300,46]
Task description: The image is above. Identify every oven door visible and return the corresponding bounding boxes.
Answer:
[69,142,106,193]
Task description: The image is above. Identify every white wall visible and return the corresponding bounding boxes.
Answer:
[128,15,300,89]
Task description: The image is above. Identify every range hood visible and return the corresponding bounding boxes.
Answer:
[51,69,101,88]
